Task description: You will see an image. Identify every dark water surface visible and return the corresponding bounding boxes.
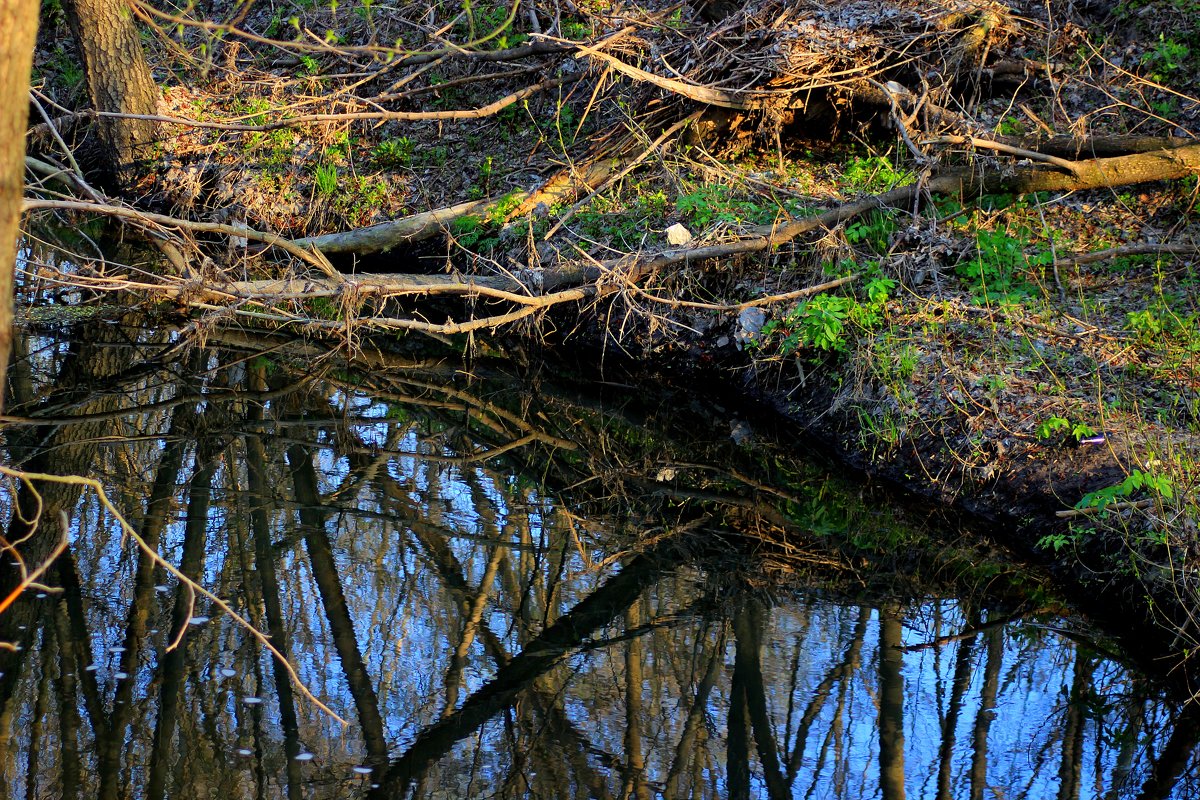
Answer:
[0,322,1196,799]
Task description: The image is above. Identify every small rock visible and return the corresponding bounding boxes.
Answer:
[665,223,693,245]
[734,307,767,349]
[730,420,753,445]
[737,306,766,335]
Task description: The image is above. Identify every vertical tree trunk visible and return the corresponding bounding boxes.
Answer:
[1057,650,1093,800]
[147,448,219,800]
[622,601,651,800]
[0,0,38,411]
[969,627,1004,800]
[287,444,389,763]
[878,604,907,800]
[936,610,979,800]
[62,0,159,183]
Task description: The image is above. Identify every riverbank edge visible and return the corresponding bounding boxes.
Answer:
[742,365,1200,695]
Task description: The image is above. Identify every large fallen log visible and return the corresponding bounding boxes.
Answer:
[290,155,629,256]
[294,138,1200,264]
[291,199,499,255]
[26,140,1200,338]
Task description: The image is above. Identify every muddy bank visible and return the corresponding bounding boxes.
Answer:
[727,350,1197,691]
[528,328,1197,692]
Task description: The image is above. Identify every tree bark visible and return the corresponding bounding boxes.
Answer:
[878,604,907,800]
[62,0,159,183]
[0,0,38,412]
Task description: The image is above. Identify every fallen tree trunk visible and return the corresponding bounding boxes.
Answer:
[756,141,1200,246]
[1009,134,1196,159]
[22,198,339,276]
[27,140,1200,339]
[291,155,630,256]
[296,139,1200,266]
[291,198,499,255]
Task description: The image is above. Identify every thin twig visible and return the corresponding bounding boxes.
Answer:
[0,513,69,617]
[924,135,1079,173]
[1055,242,1200,269]
[0,466,348,725]
[628,273,860,311]
[543,111,701,240]
[91,74,581,131]
[22,198,337,277]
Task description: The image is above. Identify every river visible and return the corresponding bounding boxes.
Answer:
[0,320,1195,799]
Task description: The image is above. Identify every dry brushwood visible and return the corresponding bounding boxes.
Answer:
[18,0,1200,343]
[23,135,1200,340]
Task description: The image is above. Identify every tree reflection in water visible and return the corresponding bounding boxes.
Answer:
[0,324,1195,799]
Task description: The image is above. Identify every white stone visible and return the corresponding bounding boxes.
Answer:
[665,223,693,245]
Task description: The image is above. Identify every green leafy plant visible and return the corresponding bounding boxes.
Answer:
[759,273,895,357]
[1141,34,1190,80]
[849,275,897,328]
[373,136,415,167]
[1036,415,1097,442]
[956,228,1051,302]
[449,195,520,250]
[47,45,85,93]
[1126,301,1198,347]
[840,155,913,194]
[784,294,853,353]
[845,212,896,254]
[486,190,522,225]
[561,19,591,40]
[324,131,354,161]
[424,144,450,167]
[996,115,1026,136]
[1036,530,1081,552]
[450,214,493,249]
[1127,307,1167,341]
[636,189,669,219]
[305,296,343,320]
[1036,416,1069,439]
[1076,469,1175,513]
[313,163,338,196]
[676,184,780,228]
[475,155,495,195]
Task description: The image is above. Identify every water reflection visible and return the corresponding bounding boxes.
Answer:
[0,322,1196,799]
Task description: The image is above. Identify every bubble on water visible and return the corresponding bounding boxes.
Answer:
[236,748,253,757]
[242,697,262,705]
[109,646,125,654]
[352,766,373,775]
[114,672,128,679]
[35,593,46,599]
[188,616,210,626]
[294,752,314,762]
[85,664,99,671]
[220,668,236,677]
[155,585,170,593]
